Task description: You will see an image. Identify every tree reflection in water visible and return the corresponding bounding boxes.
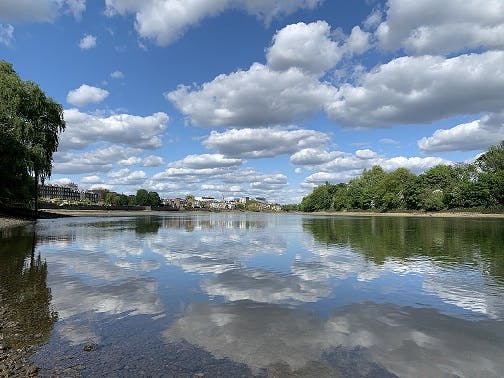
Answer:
[303,216,504,282]
[0,226,57,350]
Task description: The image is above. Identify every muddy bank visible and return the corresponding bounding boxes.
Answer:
[0,306,40,378]
[0,217,33,230]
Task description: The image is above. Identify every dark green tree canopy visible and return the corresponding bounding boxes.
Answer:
[0,60,65,202]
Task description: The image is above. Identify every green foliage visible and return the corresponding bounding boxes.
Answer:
[0,60,65,202]
[300,142,504,213]
[300,182,335,212]
[136,189,149,206]
[476,141,504,173]
[148,191,161,206]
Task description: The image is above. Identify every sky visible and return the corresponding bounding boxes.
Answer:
[1,0,504,203]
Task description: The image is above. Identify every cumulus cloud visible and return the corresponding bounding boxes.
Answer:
[118,156,142,166]
[290,148,344,166]
[67,84,109,107]
[53,145,140,174]
[0,0,85,22]
[203,127,329,158]
[376,0,504,55]
[418,113,504,152]
[79,34,96,49]
[60,109,169,150]
[109,170,148,185]
[167,63,334,127]
[180,154,243,169]
[325,51,504,128]
[295,149,449,186]
[150,157,288,202]
[266,21,343,76]
[81,175,102,184]
[104,0,322,46]
[142,155,165,167]
[167,21,374,128]
[0,23,14,46]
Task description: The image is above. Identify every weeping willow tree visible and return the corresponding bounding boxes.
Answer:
[0,61,65,212]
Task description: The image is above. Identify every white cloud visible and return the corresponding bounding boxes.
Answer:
[118,156,142,166]
[200,184,242,193]
[180,154,242,169]
[297,149,450,186]
[79,34,96,50]
[303,171,361,186]
[108,168,130,178]
[65,0,86,20]
[376,0,504,55]
[0,24,14,46]
[203,127,329,158]
[266,21,343,76]
[142,155,165,167]
[67,84,109,107]
[325,51,504,128]
[60,109,169,150]
[418,113,504,152]
[0,0,85,22]
[167,21,373,128]
[53,145,139,174]
[81,175,102,184]
[47,177,74,186]
[167,63,334,127]
[294,167,303,174]
[290,148,347,166]
[355,149,378,159]
[104,0,322,46]
[110,170,148,185]
[110,70,124,79]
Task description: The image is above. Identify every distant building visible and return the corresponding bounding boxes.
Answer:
[89,188,108,202]
[39,183,99,203]
[39,184,80,201]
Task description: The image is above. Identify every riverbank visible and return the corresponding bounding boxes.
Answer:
[303,210,504,218]
[0,216,34,230]
[0,306,39,377]
[38,209,504,218]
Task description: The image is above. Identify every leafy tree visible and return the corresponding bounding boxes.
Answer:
[476,141,504,173]
[300,182,335,212]
[0,61,65,210]
[128,195,137,206]
[148,191,161,206]
[331,183,349,210]
[136,189,149,206]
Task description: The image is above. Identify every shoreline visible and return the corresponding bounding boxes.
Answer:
[35,209,504,218]
[0,216,34,230]
[300,210,504,218]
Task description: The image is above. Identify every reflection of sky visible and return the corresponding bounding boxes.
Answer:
[164,301,504,377]
[296,230,504,319]
[32,214,504,374]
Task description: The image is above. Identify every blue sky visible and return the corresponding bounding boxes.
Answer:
[2,0,504,203]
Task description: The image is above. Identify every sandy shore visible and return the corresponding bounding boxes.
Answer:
[40,209,504,218]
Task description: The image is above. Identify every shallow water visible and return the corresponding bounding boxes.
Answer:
[1,213,503,377]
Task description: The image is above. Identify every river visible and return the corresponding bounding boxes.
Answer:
[1,213,503,377]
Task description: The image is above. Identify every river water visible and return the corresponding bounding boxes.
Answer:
[1,213,503,377]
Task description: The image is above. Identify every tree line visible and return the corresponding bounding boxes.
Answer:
[0,61,65,211]
[300,141,504,212]
[103,189,161,207]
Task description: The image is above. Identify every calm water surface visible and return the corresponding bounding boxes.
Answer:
[1,213,503,377]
